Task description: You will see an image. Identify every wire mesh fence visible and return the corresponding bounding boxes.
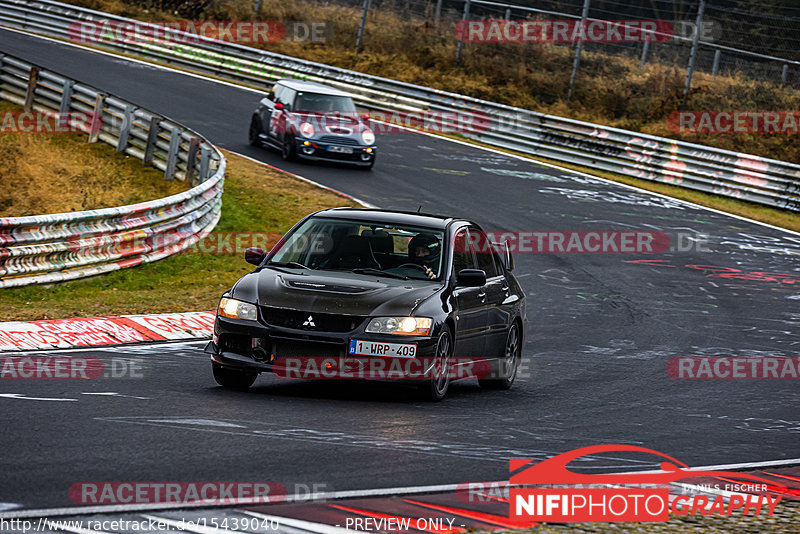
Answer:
[270,0,799,92]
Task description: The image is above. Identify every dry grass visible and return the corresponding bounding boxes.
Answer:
[0,103,188,217]
[0,149,359,321]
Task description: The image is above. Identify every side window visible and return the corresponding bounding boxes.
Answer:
[281,88,295,110]
[452,228,476,275]
[470,227,498,278]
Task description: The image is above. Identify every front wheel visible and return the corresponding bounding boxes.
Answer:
[479,323,521,390]
[281,135,297,161]
[213,362,257,391]
[423,328,453,401]
[248,117,261,147]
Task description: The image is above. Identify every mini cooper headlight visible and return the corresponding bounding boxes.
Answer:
[300,122,315,138]
[218,297,257,321]
[361,129,375,145]
[365,316,432,336]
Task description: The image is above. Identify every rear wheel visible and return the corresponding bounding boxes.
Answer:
[248,117,261,147]
[479,323,521,390]
[424,328,452,401]
[212,362,257,391]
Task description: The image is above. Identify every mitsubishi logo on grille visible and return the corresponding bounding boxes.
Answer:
[302,315,315,328]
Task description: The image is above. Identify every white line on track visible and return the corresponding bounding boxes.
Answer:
[226,151,377,208]
[2,25,796,237]
[242,511,352,534]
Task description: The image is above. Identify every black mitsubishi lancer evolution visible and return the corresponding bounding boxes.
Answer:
[204,208,526,400]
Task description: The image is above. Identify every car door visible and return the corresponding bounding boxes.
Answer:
[451,227,488,361]
[268,85,294,143]
[470,226,511,359]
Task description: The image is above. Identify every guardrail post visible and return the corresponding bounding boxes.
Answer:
[712,49,721,76]
[504,7,511,20]
[24,67,39,112]
[164,127,181,181]
[254,0,263,14]
[0,55,4,102]
[144,116,160,164]
[87,93,106,143]
[782,64,789,85]
[355,0,371,52]
[200,147,212,182]
[640,37,650,68]
[455,0,471,62]
[567,0,591,99]
[116,105,134,152]
[186,138,200,185]
[434,0,442,25]
[683,0,707,101]
[58,79,74,130]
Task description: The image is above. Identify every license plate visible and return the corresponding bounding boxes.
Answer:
[349,340,416,358]
[328,146,353,154]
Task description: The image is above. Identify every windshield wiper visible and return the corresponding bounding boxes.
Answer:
[268,261,311,270]
[350,268,409,280]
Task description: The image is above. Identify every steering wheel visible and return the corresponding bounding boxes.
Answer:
[397,263,428,272]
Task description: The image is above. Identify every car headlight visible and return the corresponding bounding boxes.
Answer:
[217,297,257,321]
[361,129,375,145]
[365,316,432,336]
[300,122,315,138]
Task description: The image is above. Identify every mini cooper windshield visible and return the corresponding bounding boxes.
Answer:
[295,92,358,113]
[269,217,445,281]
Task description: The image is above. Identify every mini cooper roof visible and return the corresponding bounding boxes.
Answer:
[312,208,467,230]
[276,79,353,97]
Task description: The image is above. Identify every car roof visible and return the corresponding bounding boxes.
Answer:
[312,208,469,230]
[277,79,352,97]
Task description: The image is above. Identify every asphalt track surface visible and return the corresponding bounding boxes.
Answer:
[1,29,800,512]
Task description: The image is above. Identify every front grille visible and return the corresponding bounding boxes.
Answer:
[261,306,366,332]
[319,135,360,146]
[272,340,344,360]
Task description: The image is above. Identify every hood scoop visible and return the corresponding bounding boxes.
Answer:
[283,277,381,294]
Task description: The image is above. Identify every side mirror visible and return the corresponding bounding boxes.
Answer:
[274,102,284,111]
[245,247,267,266]
[456,269,486,287]
[266,92,274,101]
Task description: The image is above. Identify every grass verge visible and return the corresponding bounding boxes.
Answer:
[0,149,359,321]
[0,102,188,216]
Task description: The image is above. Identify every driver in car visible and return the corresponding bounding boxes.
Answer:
[408,233,441,280]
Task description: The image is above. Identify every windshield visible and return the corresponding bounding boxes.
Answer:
[270,217,445,281]
[294,92,358,113]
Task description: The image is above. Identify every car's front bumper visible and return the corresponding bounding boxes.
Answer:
[205,314,440,380]
[294,139,376,166]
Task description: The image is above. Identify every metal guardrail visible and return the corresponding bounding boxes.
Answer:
[0,0,797,213]
[0,51,225,288]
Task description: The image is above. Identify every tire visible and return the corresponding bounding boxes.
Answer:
[212,362,257,391]
[281,134,297,161]
[479,323,521,390]
[423,328,453,401]
[248,117,261,147]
